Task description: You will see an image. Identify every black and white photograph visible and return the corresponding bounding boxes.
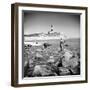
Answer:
[23,11,80,77]
[11,3,87,87]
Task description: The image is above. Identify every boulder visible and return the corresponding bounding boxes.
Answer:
[69,57,79,68]
[63,49,73,61]
[62,49,74,67]
[33,65,57,76]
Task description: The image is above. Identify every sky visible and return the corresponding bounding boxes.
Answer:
[24,11,80,38]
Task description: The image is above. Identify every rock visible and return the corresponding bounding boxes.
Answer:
[69,57,79,68]
[62,49,78,68]
[33,65,42,76]
[71,68,80,75]
[36,48,42,52]
[59,67,70,75]
[63,49,73,61]
[35,52,43,58]
[62,59,70,67]
[62,56,80,75]
[62,57,79,68]
[47,56,55,63]
[33,65,57,76]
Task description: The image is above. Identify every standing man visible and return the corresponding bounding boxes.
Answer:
[60,38,65,51]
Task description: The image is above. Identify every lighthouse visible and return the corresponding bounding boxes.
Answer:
[48,24,54,34]
[51,24,53,32]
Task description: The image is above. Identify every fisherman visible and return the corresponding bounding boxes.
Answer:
[60,38,65,51]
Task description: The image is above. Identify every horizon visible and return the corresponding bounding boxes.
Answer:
[24,11,80,39]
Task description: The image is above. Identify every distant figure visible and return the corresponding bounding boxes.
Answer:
[60,38,65,51]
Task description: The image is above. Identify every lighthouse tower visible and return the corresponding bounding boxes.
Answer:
[51,24,53,32]
[48,24,54,34]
